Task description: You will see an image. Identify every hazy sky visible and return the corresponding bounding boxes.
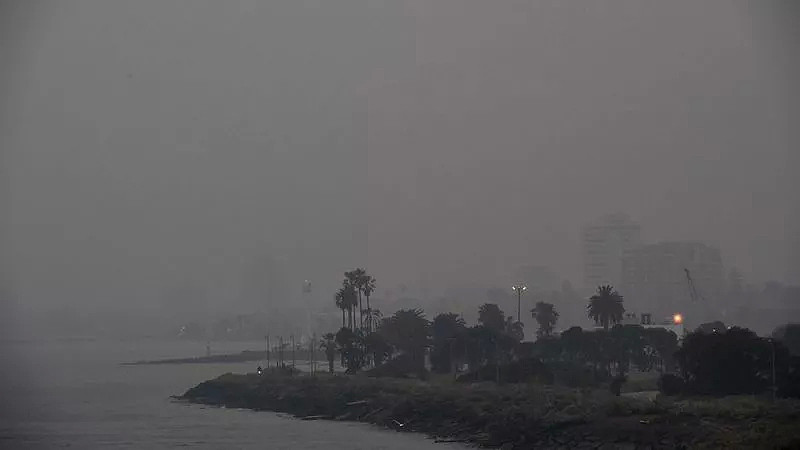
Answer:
[1,1,797,324]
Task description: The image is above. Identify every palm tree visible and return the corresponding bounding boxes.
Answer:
[345,269,367,330]
[319,332,337,373]
[587,285,625,331]
[334,289,347,328]
[342,282,358,329]
[531,301,559,339]
[334,327,366,373]
[362,274,377,331]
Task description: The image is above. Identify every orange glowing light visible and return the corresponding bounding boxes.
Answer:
[673,313,683,324]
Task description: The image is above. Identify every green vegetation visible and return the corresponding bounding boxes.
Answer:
[587,285,625,331]
[180,372,800,449]
[180,273,800,447]
[531,301,559,338]
[773,323,800,356]
[324,275,682,396]
[661,326,800,398]
[319,332,336,373]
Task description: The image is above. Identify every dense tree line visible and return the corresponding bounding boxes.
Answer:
[322,278,798,399]
[325,280,662,382]
[662,326,800,398]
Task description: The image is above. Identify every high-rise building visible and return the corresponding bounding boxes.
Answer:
[621,241,725,321]
[581,213,641,292]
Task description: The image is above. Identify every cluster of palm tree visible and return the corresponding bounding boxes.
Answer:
[334,269,379,333]
[325,307,427,374]
[528,284,622,339]
[323,281,662,381]
[523,284,680,381]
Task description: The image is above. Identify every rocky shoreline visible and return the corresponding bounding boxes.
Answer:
[178,372,800,449]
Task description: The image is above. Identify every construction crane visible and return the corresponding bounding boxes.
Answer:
[684,268,704,302]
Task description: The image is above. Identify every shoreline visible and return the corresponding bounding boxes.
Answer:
[122,350,269,365]
[178,372,800,449]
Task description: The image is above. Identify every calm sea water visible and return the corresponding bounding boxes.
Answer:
[0,339,462,449]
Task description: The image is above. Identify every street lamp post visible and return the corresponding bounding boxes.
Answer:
[512,284,527,323]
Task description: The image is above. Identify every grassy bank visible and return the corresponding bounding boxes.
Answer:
[179,372,800,449]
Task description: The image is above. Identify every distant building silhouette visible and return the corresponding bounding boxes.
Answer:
[621,241,724,321]
[581,213,641,292]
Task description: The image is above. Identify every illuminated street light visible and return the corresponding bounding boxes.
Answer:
[673,313,683,325]
[512,284,527,323]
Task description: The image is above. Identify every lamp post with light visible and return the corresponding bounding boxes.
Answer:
[512,284,527,323]
[672,313,686,337]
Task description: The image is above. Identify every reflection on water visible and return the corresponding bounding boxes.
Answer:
[0,339,462,449]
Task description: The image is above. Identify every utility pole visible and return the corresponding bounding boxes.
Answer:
[291,334,296,371]
[266,335,270,369]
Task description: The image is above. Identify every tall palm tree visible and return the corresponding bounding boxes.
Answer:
[531,301,559,338]
[362,274,377,331]
[588,285,625,331]
[341,282,358,329]
[345,269,367,330]
[334,289,347,329]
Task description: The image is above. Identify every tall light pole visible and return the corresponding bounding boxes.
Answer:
[302,280,313,341]
[512,284,527,323]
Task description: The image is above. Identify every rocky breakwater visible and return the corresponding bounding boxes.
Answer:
[178,372,800,449]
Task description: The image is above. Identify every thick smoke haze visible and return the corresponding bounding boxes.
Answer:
[1,1,797,339]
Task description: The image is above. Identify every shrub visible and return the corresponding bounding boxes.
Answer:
[676,327,776,395]
[609,374,627,396]
[658,373,685,396]
[548,361,609,388]
[456,358,553,384]
[778,355,800,398]
[365,354,427,379]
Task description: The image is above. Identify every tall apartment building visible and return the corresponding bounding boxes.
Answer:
[582,213,642,292]
[621,241,724,321]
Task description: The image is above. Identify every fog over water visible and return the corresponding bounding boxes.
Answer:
[1,1,799,447]
[0,338,466,449]
[1,1,798,339]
